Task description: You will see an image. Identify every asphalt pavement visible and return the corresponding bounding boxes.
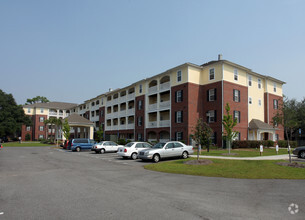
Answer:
[0,147,304,220]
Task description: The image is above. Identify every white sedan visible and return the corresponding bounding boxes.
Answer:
[91,141,124,154]
[117,142,152,160]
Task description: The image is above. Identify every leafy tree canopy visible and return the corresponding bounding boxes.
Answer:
[25,96,49,105]
[0,89,32,138]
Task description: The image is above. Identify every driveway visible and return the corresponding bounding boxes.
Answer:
[0,147,304,219]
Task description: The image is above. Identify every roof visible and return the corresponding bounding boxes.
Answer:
[24,102,78,110]
[249,119,275,130]
[64,114,94,125]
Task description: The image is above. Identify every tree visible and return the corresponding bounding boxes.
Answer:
[190,118,213,160]
[0,90,32,139]
[96,125,104,142]
[222,103,238,154]
[25,133,31,141]
[44,117,62,144]
[62,119,71,140]
[25,96,49,105]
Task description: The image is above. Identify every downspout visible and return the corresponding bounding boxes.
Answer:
[221,62,224,148]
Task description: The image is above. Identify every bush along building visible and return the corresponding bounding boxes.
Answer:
[22,55,285,147]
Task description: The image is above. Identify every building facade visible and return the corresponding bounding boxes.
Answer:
[66,56,285,146]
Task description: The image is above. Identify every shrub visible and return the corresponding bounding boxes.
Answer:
[117,139,126,145]
[25,133,31,141]
[232,140,274,149]
[277,140,297,148]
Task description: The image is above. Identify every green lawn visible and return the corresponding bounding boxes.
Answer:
[1,142,54,147]
[194,148,290,157]
[144,158,305,179]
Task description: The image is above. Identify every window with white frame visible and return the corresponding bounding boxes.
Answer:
[137,116,142,126]
[209,68,215,80]
[273,83,277,92]
[40,108,44,113]
[39,126,44,131]
[258,99,262,106]
[139,84,142,93]
[248,75,252,86]
[175,132,183,141]
[138,100,143,110]
[39,117,44,122]
[208,89,216,101]
[176,90,183,102]
[175,111,183,123]
[27,108,31,113]
[233,111,241,123]
[26,126,31,131]
[207,110,216,123]
[258,78,262,89]
[234,69,238,81]
[233,89,240,102]
[39,135,44,139]
[249,97,252,104]
[273,99,278,109]
[177,70,182,82]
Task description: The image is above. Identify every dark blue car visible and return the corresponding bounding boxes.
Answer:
[69,138,96,152]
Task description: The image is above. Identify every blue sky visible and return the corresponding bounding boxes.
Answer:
[1,0,305,104]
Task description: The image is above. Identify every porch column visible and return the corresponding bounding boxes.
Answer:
[89,126,94,139]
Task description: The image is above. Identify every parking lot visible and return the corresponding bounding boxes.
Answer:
[0,146,304,220]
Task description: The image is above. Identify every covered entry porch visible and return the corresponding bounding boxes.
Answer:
[248,119,277,141]
[64,114,94,140]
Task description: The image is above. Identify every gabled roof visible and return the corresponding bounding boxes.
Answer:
[64,114,94,125]
[249,119,275,130]
[24,102,78,110]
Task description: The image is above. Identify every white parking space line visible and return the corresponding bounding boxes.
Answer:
[0,212,4,215]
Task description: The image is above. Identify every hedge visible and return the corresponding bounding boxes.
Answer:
[277,140,297,148]
[232,140,275,149]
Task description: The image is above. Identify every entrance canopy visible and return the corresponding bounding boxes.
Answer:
[248,119,277,141]
[63,114,94,140]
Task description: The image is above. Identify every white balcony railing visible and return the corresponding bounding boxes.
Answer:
[147,121,157,128]
[112,112,119,118]
[105,125,112,131]
[106,113,112,119]
[112,98,119,105]
[119,110,126,117]
[160,82,170,92]
[148,85,158,94]
[112,125,118,130]
[126,123,135,129]
[120,96,126,103]
[127,93,135,100]
[106,100,112,106]
[126,108,135,115]
[148,103,158,111]
[159,100,170,109]
[119,124,126,130]
[91,116,99,122]
[159,120,170,127]
[49,112,57,116]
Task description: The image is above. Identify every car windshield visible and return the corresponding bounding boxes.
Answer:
[152,143,166,149]
[125,142,134,147]
[98,142,105,145]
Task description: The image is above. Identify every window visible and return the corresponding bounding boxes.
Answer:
[258,79,262,89]
[92,102,95,106]
[177,70,182,82]
[91,111,94,117]
[273,83,277,92]
[248,75,252,86]
[209,68,215,80]
[233,132,241,141]
[40,108,44,113]
[233,89,240,102]
[174,142,183,148]
[39,117,44,122]
[139,84,143,93]
[27,108,31,113]
[249,97,252,104]
[273,99,278,109]
[101,98,104,105]
[138,133,143,141]
[175,132,183,141]
[207,110,216,123]
[39,126,44,131]
[96,100,99,105]
[138,100,143,110]
[100,110,104,117]
[175,90,183,102]
[211,132,217,145]
[208,89,217,101]
[39,135,44,139]
[258,99,262,106]
[276,134,279,141]
[175,111,183,123]
[233,111,241,123]
[26,126,31,131]
[137,116,142,126]
[234,69,238,81]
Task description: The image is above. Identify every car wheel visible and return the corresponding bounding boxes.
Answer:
[300,151,305,159]
[100,148,105,154]
[131,153,138,160]
[182,151,188,159]
[153,154,160,163]
[76,147,81,152]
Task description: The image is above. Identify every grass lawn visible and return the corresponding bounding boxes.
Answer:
[144,158,305,179]
[2,142,54,147]
[195,148,290,157]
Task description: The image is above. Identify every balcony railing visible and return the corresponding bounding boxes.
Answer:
[106,113,112,119]
[159,100,170,109]
[49,112,57,116]
[112,98,119,105]
[126,123,135,129]
[126,108,135,115]
[148,103,158,111]
[147,121,157,128]
[105,125,112,131]
[106,100,112,106]
[119,124,126,130]
[127,93,135,101]
[91,116,99,122]
[148,85,158,94]
[112,125,118,130]
[160,82,170,92]
[112,112,119,118]
[159,120,170,127]
[120,96,126,103]
[119,110,126,116]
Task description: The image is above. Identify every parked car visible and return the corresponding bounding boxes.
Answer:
[292,146,305,159]
[69,138,96,152]
[138,141,194,163]
[117,142,152,160]
[91,141,123,154]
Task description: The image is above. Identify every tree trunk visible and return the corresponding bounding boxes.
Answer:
[197,144,201,160]
[286,129,292,163]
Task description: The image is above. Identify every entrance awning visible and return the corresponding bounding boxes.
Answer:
[248,119,277,141]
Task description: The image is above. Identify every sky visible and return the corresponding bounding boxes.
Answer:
[1,0,305,105]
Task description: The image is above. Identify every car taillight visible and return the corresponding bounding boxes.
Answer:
[124,148,127,153]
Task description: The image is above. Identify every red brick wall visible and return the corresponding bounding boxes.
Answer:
[223,81,248,141]
[135,95,145,140]
[33,115,48,140]
[99,106,105,130]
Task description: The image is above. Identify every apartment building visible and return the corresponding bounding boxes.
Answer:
[68,55,285,146]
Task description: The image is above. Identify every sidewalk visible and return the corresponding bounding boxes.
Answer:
[189,154,291,160]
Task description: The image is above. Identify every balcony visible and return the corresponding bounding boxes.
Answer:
[127,93,135,101]
[148,85,158,94]
[120,96,126,103]
[112,125,118,130]
[49,111,57,116]
[112,112,119,118]
[159,100,170,109]
[159,120,170,127]
[105,125,112,131]
[148,103,158,112]
[126,123,135,130]
[160,82,170,92]
[126,108,135,115]
[147,121,157,128]
[119,124,126,130]
[112,98,119,105]
[106,113,112,119]
[91,116,99,122]
[119,110,126,117]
